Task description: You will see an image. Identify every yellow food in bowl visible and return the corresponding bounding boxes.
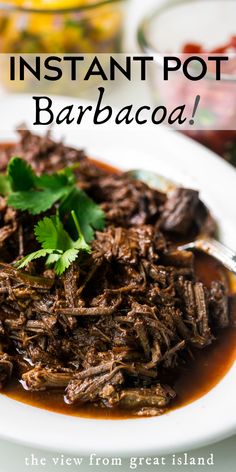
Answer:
[1,1,97,8]
[0,0,124,53]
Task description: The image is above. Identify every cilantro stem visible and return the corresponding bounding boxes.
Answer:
[71,210,82,240]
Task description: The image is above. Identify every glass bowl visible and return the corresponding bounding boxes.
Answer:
[138,0,236,166]
[0,0,125,53]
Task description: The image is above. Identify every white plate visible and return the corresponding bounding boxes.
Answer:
[0,94,236,456]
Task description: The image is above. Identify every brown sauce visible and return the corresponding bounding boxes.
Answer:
[1,143,236,419]
[89,157,121,176]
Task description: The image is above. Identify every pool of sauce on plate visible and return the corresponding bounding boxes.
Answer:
[1,143,236,419]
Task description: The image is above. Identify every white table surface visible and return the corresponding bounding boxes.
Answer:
[0,0,235,470]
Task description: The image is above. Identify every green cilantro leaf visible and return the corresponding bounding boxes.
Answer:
[45,253,61,266]
[37,167,76,190]
[15,212,90,276]
[8,187,70,215]
[6,157,75,215]
[7,157,36,191]
[15,249,54,269]
[35,215,74,251]
[59,188,105,243]
[53,248,80,276]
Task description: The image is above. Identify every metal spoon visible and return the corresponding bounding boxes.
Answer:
[126,169,236,275]
[178,238,236,275]
[125,169,175,192]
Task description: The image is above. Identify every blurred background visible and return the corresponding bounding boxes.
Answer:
[0,0,236,165]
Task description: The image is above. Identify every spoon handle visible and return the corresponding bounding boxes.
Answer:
[178,238,236,275]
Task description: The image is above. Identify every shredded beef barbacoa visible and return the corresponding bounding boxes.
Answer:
[0,130,231,417]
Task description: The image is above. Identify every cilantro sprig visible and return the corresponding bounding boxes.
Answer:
[6,157,76,215]
[0,156,105,275]
[15,212,90,276]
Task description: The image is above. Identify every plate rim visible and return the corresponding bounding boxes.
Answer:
[0,94,236,456]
